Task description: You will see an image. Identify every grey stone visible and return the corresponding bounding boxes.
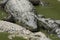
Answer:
[0,0,37,31]
[0,20,51,40]
[36,15,60,38]
[55,20,60,24]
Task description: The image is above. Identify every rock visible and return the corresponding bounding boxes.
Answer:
[0,20,51,40]
[0,0,60,38]
[29,32,51,40]
[55,28,60,38]
[55,20,60,24]
[0,20,32,34]
[37,14,46,18]
[0,0,37,31]
[36,14,58,29]
[29,0,40,5]
[0,0,8,8]
[40,1,45,6]
[58,0,60,2]
[35,15,60,38]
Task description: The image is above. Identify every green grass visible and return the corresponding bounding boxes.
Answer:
[40,29,60,40]
[35,0,60,40]
[0,8,8,20]
[0,0,8,20]
[0,1,26,40]
[49,34,60,40]
[0,0,60,40]
[0,32,10,40]
[35,0,60,19]
[0,32,27,40]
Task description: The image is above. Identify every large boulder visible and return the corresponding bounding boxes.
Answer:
[0,0,37,31]
[29,32,51,40]
[0,20,51,40]
[0,20,31,34]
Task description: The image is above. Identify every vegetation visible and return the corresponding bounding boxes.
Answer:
[0,0,60,40]
[35,0,60,19]
[0,8,8,20]
[40,29,60,40]
[35,0,60,40]
[0,32,27,40]
[0,8,26,40]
